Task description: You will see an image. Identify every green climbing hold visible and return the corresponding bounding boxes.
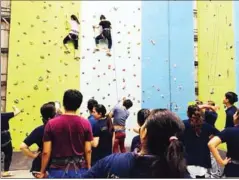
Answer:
[38,76,44,82]
[13,82,18,86]
[33,85,39,90]
[40,55,45,59]
[14,99,19,104]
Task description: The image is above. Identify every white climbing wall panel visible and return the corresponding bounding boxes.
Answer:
[80,1,142,146]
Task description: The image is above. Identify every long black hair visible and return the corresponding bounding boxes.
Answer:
[187,104,204,136]
[71,14,80,24]
[40,102,56,125]
[94,104,113,133]
[143,109,186,178]
[100,15,106,20]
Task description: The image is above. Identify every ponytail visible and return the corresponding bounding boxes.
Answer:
[150,139,186,178]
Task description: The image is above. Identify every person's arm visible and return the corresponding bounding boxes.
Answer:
[20,142,40,159]
[199,104,219,112]
[85,141,92,169]
[91,137,99,147]
[208,136,231,166]
[133,127,140,134]
[112,132,115,151]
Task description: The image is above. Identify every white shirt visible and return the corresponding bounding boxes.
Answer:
[70,20,79,35]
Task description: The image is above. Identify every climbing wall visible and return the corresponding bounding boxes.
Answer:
[234,1,239,98]
[197,1,236,134]
[80,1,142,146]
[6,1,81,151]
[142,1,195,120]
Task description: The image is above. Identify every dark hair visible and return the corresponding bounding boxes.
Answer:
[71,14,80,24]
[208,100,215,106]
[225,92,238,104]
[144,109,186,178]
[100,15,106,20]
[40,103,56,125]
[63,89,83,111]
[94,104,113,133]
[137,109,150,127]
[123,99,133,109]
[87,99,98,113]
[187,105,203,136]
[196,100,203,105]
[48,101,55,106]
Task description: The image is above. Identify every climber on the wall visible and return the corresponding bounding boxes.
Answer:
[63,14,80,59]
[93,15,112,57]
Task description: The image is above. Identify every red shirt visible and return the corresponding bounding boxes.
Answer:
[43,114,93,158]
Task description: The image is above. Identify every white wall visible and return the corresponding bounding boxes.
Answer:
[80,1,142,146]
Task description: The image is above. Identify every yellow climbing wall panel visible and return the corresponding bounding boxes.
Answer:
[197,1,236,149]
[6,1,80,151]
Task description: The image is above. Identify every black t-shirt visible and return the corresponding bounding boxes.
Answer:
[131,135,140,152]
[99,20,111,29]
[182,120,219,168]
[82,152,191,178]
[23,125,45,172]
[218,125,239,160]
[225,106,237,128]
[92,118,114,165]
[205,110,218,127]
[1,112,14,131]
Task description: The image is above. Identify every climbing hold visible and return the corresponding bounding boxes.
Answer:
[13,81,18,86]
[23,32,27,35]
[93,67,96,70]
[137,42,140,45]
[33,85,39,90]
[20,119,23,121]
[36,15,40,19]
[161,95,164,98]
[17,22,20,25]
[43,41,47,45]
[117,31,120,34]
[46,69,51,73]
[118,41,121,44]
[22,63,26,66]
[29,41,34,45]
[122,69,126,72]
[137,85,140,88]
[17,40,20,42]
[157,88,160,91]
[97,89,100,91]
[38,76,44,82]
[42,30,46,34]
[150,40,156,45]
[230,45,233,49]
[40,55,45,59]
[25,133,29,137]
[64,63,68,66]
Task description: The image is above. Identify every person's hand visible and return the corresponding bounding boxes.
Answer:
[220,157,231,166]
[33,151,41,159]
[35,172,47,179]
[12,106,21,116]
[215,105,220,110]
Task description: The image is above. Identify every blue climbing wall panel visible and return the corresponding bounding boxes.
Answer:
[169,1,195,119]
[234,1,239,104]
[142,2,195,119]
[142,1,170,109]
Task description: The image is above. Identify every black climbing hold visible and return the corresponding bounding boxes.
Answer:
[22,63,26,66]
[97,89,100,91]
[27,95,30,98]
[38,76,44,82]
[17,40,20,42]
[82,72,85,74]
[23,32,27,35]
[33,105,35,108]
[13,82,18,86]
[48,54,50,56]
[43,41,47,45]
[20,119,23,121]
[18,22,20,25]
[26,133,29,137]
[40,55,45,59]
[14,99,19,104]
[36,15,40,19]
[46,69,51,73]
[16,66,19,69]
[230,45,233,49]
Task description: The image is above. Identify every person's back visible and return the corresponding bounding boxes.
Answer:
[113,105,129,126]
[225,105,237,128]
[183,120,218,168]
[45,114,91,158]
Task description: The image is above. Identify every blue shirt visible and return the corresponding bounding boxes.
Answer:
[205,110,218,127]
[88,115,97,130]
[82,152,191,178]
[91,118,114,165]
[130,135,140,152]
[112,105,129,126]
[225,106,237,128]
[182,120,219,168]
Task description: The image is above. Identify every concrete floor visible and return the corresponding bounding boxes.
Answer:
[2,170,33,178]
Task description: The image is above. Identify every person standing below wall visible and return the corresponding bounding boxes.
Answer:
[93,15,112,57]
[130,109,150,152]
[1,106,21,177]
[208,108,239,177]
[87,99,98,130]
[63,15,80,59]
[223,92,238,128]
[90,104,115,166]
[181,105,219,178]
[198,101,219,127]
[108,97,133,153]
[36,90,93,178]
[20,102,56,177]
[82,109,189,178]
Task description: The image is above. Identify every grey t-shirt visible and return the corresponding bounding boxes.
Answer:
[113,105,129,126]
